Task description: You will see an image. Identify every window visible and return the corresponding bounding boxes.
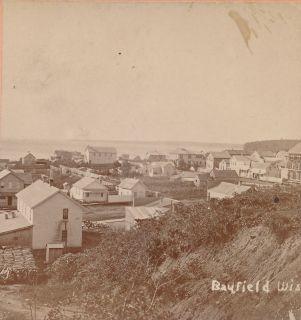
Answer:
[101,192,103,197]
[63,208,69,220]
[85,192,90,197]
[62,230,67,242]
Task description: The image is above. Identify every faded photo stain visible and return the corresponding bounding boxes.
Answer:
[229,10,257,53]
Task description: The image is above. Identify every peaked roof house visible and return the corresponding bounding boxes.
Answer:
[229,155,252,177]
[84,146,117,165]
[0,169,33,209]
[168,148,205,167]
[276,150,289,161]
[22,153,36,165]
[206,151,231,170]
[132,155,142,162]
[210,169,239,181]
[250,151,276,163]
[70,177,108,203]
[147,162,175,177]
[146,151,167,163]
[219,158,231,170]
[118,178,147,198]
[208,182,251,200]
[249,162,272,179]
[288,142,301,156]
[287,142,301,183]
[14,172,33,186]
[14,180,85,249]
[208,169,239,188]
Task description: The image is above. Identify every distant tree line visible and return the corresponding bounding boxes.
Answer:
[244,139,301,153]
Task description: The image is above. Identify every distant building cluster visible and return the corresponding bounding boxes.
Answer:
[0,141,300,267]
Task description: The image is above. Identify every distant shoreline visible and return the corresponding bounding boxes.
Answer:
[0,138,243,147]
[0,139,241,161]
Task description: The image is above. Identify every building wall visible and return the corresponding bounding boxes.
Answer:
[23,155,36,165]
[208,191,232,200]
[17,199,34,224]
[206,155,226,170]
[219,160,230,170]
[82,188,108,203]
[162,164,176,176]
[149,164,175,177]
[287,153,301,182]
[288,169,301,182]
[250,152,265,163]
[0,173,24,193]
[206,155,214,170]
[229,159,251,176]
[119,183,146,198]
[71,186,108,203]
[177,154,205,166]
[0,174,25,208]
[30,193,83,249]
[85,150,117,164]
[0,227,32,247]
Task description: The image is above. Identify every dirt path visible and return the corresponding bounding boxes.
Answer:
[0,285,85,320]
[0,285,50,319]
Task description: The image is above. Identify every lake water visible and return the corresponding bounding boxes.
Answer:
[0,139,242,161]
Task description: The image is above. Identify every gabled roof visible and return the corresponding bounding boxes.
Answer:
[126,206,169,220]
[24,152,36,159]
[276,150,288,157]
[231,155,251,162]
[0,169,24,182]
[72,177,108,190]
[225,149,249,156]
[0,169,12,180]
[0,211,32,234]
[181,171,198,179]
[208,182,251,196]
[119,178,146,190]
[220,159,230,164]
[15,172,33,185]
[210,169,239,179]
[16,180,59,208]
[17,180,88,211]
[132,155,142,161]
[86,145,117,154]
[196,173,210,181]
[289,142,301,155]
[254,150,275,158]
[209,151,231,159]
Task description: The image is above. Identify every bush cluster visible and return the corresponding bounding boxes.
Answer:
[39,186,301,319]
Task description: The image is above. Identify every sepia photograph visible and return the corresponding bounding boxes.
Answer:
[0,0,301,319]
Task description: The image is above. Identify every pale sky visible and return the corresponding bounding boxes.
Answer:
[1,0,301,143]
